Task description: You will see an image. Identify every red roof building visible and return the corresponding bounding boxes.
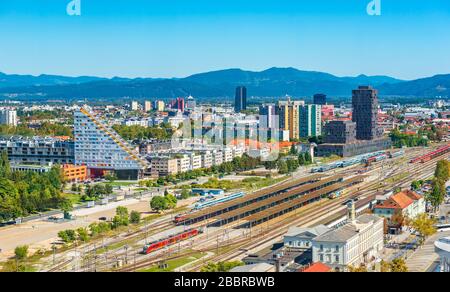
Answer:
[300,262,332,273]
[374,190,426,220]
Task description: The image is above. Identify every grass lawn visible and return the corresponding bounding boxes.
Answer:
[63,192,83,205]
[107,182,137,187]
[385,172,410,184]
[137,251,206,272]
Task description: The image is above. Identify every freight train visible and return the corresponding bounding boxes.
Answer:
[410,144,450,163]
[142,229,201,254]
[311,151,393,173]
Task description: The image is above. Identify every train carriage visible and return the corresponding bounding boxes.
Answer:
[142,229,201,254]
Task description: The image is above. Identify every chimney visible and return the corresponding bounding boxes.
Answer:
[347,200,356,222]
[275,259,281,273]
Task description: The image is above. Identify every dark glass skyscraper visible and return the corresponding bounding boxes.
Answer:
[235,86,247,113]
[352,86,380,140]
[313,94,327,105]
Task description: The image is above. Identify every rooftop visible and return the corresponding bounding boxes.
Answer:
[230,263,275,273]
[300,262,332,273]
[314,214,382,243]
[374,190,423,210]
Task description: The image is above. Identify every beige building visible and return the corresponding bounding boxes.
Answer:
[150,156,178,176]
[155,100,165,112]
[144,101,153,112]
[312,212,384,271]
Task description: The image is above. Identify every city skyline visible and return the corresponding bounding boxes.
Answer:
[1,0,450,80]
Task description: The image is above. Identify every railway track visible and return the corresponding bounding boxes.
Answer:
[185,149,442,271]
[46,145,441,272]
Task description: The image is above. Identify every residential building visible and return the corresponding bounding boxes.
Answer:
[0,136,75,165]
[323,121,357,144]
[172,97,185,112]
[352,86,382,140]
[74,106,147,180]
[223,147,233,162]
[131,101,139,111]
[201,151,213,168]
[154,100,165,112]
[0,109,18,126]
[235,86,247,113]
[289,101,304,140]
[374,190,426,220]
[144,101,153,112]
[177,155,191,173]
[149,156,178,176]
[299,104,322,138]
[212,150,224,165]
[317,86,391,157]
[276,100,290,133]
[321,105,335,122]
[259,104,278,129]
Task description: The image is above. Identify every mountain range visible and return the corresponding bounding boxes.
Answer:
[0,68,449,101]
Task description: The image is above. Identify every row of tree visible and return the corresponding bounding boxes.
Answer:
[427,160,450,210]
[58,207,141,244]
[0,151,70,222]
[0,122,72,138]
[389,129,429,148]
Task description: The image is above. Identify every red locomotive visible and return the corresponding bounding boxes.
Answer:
[174,214,188,225]
[410,144,450,163]
[142,229,201,254]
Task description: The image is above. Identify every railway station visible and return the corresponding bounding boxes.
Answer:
[175,174,326,225]
[226,175,367,228]
[176,174,364,226]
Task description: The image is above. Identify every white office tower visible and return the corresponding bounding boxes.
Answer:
[0,109,18,126]
[74,106,148,180]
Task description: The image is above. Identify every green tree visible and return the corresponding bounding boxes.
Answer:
[58,230,76,243]
[304,152,312,164]
[130,210,141,224]
[180,189,191,200]
[410,180,422,191]
[165,193,178,209]
[427,179,446,210]
[277,161,289,174]
[298,153,306,166]
[150,196,168,212]
[77,228,90,242]
[0,178,22,222]
[14,245,29,260]
[0,150,11,179]
[435,160,450,182]
[410,213,437,243]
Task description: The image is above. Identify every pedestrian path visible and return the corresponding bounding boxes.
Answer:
[406,231,450,272]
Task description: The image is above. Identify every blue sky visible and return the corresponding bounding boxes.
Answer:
[0,0,449,80]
